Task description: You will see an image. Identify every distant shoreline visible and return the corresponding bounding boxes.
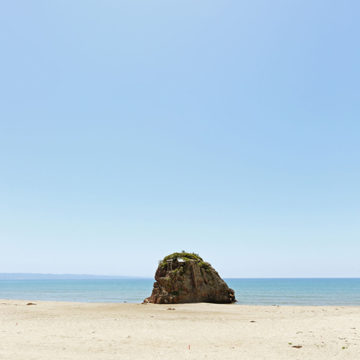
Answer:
[0,273,150,280]
[1,273,359,280]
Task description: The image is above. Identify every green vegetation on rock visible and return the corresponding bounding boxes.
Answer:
[159,251,204,268]
[199,261,211,271]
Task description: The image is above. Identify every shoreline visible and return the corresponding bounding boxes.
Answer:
[1,300,359,359]
[2,298,360,306]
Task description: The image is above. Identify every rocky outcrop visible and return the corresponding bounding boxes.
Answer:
[144,252,236,304]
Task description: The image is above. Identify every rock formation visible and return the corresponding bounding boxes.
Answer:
[144,252,236,304]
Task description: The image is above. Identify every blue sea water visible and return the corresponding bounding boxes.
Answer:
[1,278,360,305]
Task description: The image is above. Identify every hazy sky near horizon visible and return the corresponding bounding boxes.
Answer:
[1,1,359,277]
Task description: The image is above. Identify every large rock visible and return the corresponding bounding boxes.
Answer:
[144,252,236,304]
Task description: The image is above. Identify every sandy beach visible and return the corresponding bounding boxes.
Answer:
[0,300,359,359]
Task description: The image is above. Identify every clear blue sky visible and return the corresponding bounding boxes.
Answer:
[1,1,359,277]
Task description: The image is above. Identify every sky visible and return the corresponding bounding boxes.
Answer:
[0,0,359,278]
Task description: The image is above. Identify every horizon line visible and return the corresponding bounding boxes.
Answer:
[0,273,359,280]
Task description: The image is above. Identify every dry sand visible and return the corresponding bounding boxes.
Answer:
[0,300,359,359]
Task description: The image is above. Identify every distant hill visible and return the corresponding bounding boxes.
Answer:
[0,273,147,280]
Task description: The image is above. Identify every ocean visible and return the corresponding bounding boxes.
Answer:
[1,278,360,305]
